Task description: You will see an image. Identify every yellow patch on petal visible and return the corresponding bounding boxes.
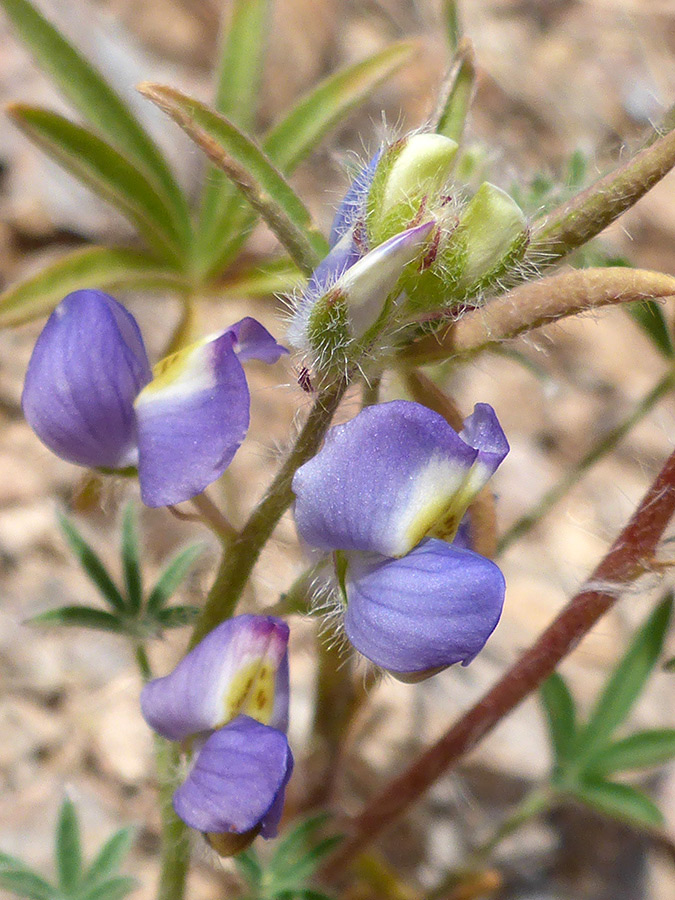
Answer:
[221,657,275,726]
[143,339,207,394]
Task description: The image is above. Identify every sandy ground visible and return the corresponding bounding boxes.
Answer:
[1,1,675,898]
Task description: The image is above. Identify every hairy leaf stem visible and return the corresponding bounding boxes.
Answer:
[319,446,675,880]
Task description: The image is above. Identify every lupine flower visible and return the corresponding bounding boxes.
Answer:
[292,401,508,678]
[22,289,287,507]
[141,615,293,851]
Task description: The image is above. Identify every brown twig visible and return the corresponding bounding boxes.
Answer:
[319,447,675,881]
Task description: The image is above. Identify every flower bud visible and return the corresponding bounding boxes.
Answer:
[366,133,458,247]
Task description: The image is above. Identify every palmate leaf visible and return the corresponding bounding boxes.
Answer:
[0,246,186,328]
[569,778,664,829]
[585,729,675,775]
[121,504,142,615]
[0,0,190,232]
[575,594,673,765]
[198,41,416,278]
[140,83,327,276]
[8,106,185,263]
[55,798,81,893]
[145,543,204,614]
[57,513,126,613]
[539,672,577,767]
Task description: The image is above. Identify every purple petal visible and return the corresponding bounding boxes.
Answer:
[173,716,293,836]
[293,400,478,558]
[22,290,151,469]
[228,317,288,364]
[134,331,249,507]
[329,148,382,248]
[141,615,290,741]
[460,403,510,492]
[306,228,363,299]
[344,538,505,674]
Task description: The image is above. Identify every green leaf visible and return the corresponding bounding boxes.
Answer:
[212,257,304,298]
[154,605,199,629]
[28,606,127,635]
[0,246,185,328]
[146,544,204,613]
[79,875,136,900]
[0,869,54,900]
[8,106,184,262]
[55,797,82,892]
[585,729,675,775]
[272,837,343,891]
[233,849,262,890]
[569,778,664,828]
[199,41,416,277]
[626,300,674,359]
[120,505,142,615]
[83,828,135,888]
[198,0,271,241]
[540,673,577,765]
[57,513,127,613]
[0,0,190,232]
[576,595,673,764]
[433,40,476,144]
[140,83,327,276]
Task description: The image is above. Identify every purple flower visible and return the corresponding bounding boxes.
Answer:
[22,290,287,507]
[292,401,508,677]
[141,615,293,848]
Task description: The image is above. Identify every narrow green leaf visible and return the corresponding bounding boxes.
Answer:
[84,828,135,888]
[569,778,664,828]
[199,41,416,277]
[28,607,127,634]
[272,836,343,890]
[121,505,142,615]
[8,106,184,262]
[212,256,304,298]
[585,729,675,775]
[233,849,262,889]
[57,513,126,613]
[154,605,199,629]
[626,300,674,359]
[198,0,271,240]
[270,815,331,867]
[55,797,82,892]
[540,673,577,765]
[0,869,54,900]
[79,875,136,900]
[433,40,476,144]
[0,0,190,231]
[0,247,186,328]
[146,543,204,613]
[443,0,462,52]
[140,83,326,276]
[527,125,675,269]
[576,595,673,763]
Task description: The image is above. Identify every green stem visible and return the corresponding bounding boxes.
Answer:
[135,644,152,681]
[190,376,348,646]
[498,369,675,553]
[155,739,191,900]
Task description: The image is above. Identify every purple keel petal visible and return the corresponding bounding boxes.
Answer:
[173,716,293,836]
[344,538,505,674]
[228,317,289,364]
[22,290,151,469]
[141,615,290,741]
[134,331,249,507]
[293,400,478,558]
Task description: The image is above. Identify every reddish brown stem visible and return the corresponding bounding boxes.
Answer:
[320,448,675,882]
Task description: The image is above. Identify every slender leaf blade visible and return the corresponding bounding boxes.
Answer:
[146,543,204,613]
[8,106,183,261]
[28,606,127,634]
[540,672,577,765]
[0,247,185,328]
[0,869,54,900]
[576,595,673,763]
[55,797,82,892]
[57,513,126,613]
[79,875,136,900]
[121,504,142,615]
[626,300,674,359]
[233,849,263,890]
[586,729,675,775]
[84,828,135,888]
[0,0,190,230]
[570,778,664,828]
[140,83,326,276]
[433,39,476,144]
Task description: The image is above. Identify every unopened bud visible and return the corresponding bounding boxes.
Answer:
[367,134,458,247]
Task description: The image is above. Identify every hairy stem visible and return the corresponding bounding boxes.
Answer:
[190,377,348,645]
[499,369,675,553]
[320,447,675,880]
[155,739,190,900]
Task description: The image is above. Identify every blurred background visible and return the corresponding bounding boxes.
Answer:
[1,1,675,898]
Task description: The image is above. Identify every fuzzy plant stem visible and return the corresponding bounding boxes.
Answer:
[190,376,348,646]
[319,446,675,881]
[155,739,191,900]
